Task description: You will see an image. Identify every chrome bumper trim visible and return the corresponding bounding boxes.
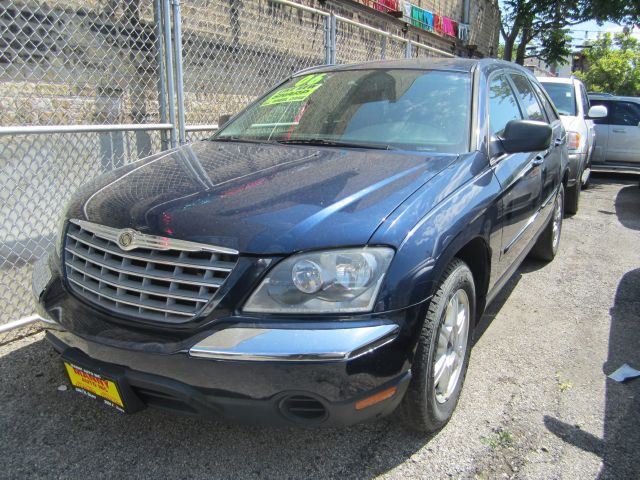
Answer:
[188,324,400,362]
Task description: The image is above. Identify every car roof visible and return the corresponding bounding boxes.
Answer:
[589,94,640,103]
[537,76,579,85]
[293,58,529,77]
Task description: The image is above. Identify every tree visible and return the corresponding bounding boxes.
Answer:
[500,0,640,66]
[575,32,640,95]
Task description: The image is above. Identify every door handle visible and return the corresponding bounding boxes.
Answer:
[532,155,544,166]
[612,128,626,133]
[554,138,563,146]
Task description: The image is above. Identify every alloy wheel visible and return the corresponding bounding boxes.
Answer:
[433,289,470,404]
[552,192,563,249]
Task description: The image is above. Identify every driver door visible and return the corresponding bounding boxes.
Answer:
[488,73,543,280]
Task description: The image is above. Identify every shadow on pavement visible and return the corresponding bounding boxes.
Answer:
[0,337,432,479]
[614,184,640,231]
[474,257,543,344]
[544,268,640,479]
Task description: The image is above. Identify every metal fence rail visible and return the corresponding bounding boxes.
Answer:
[0,0,458,340]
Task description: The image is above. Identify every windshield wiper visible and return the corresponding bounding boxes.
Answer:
[276,138,395,150]
[210,136,276,144]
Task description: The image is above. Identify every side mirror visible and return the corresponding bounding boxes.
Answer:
[218,114,232,127]
[587,105,607,119]
[499,120,552,153]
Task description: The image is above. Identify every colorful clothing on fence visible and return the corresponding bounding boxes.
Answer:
[457,23,470,42]
[410,5,434,31]
[372,0,399,13]
[441,16,456,37]
[434,15,443,35]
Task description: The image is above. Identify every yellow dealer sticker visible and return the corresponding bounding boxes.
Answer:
[64,362,124,409]
[261,73,326,106]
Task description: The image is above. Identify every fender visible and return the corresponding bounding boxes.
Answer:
[372,152,502,313]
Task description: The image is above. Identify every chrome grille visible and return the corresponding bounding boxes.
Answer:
[63,220,238,323]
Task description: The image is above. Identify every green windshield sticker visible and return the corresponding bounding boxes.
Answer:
[261,73,327,106]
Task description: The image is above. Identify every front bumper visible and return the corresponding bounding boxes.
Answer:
[35,252,423,426]
[567,152,586,186]
[48,331,412,426]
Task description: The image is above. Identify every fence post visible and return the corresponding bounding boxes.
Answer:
[323,15,331,64]
[330,13,337,64]
[381,36,387,59]
[162,0,177,148]
[405,39,412,59]
[172,0,186,145]
[154,0,169,150]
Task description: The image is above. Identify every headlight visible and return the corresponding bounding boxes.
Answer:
[567,131,581,151]
[243,247,394,314]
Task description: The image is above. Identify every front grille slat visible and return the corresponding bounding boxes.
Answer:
[67,277,195,316]
[67,231,235,272]
[65,261,211,303]
[63,220,238,324]
[65,246,224,288]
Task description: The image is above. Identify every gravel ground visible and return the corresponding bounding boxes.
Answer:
[1,175,639,480]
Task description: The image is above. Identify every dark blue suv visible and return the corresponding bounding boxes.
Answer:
[34,58,568,432]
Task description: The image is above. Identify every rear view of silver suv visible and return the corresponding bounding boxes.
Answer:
[538,77,607,214]
[588,94,640,173]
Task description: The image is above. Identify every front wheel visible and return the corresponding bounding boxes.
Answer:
[530,184,564,262]
[565,179,580,215]
[398,258,475,433]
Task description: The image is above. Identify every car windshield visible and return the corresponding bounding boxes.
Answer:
[213,69,471,153]
[540,82,577,116]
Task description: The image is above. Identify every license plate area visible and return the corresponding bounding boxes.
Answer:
[61,349,145,414]
[64,361,126,412]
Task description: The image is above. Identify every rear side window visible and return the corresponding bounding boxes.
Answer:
[510,74,546,121]
[589,100,611,125]
[488,74,523,136]
[610,101,640,126]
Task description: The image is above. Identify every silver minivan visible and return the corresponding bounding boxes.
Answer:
[588,94,640,172]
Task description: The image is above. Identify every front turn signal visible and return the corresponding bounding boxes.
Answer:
[567,131,581,151]
[355,386,398,410]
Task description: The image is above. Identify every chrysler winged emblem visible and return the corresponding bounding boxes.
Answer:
[117,231,135,249]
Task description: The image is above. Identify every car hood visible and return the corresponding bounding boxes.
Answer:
[559,114,580,131]
[67,141,457,254]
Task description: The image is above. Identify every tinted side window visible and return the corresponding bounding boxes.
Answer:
[510,74,545,121]
[589,100,611,125]
[610,101,640,126]
[531,81,558,122]
[489,74,523,136]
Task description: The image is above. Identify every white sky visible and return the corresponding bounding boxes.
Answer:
[569,21,640,48]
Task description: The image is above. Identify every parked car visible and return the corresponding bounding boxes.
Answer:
[538,76,607,213]
[588,94,640,172]
[33,58,568,432]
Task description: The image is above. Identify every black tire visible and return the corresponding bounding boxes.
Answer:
[565,180,580,215]
[398,258,475,433]
[530,184,564,262]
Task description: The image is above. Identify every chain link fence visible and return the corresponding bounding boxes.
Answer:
[0,0,457,342]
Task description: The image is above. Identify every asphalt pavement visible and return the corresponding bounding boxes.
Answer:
[1,175,639,479]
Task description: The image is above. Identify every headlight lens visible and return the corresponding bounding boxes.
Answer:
[291,259,324,294]
[243,247,394,314]
[567,131,581,151]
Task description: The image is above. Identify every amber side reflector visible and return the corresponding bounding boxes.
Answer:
[355,386,397,410]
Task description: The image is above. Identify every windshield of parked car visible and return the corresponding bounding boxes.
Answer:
[540,82,577,116]
[213,69,471,153]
